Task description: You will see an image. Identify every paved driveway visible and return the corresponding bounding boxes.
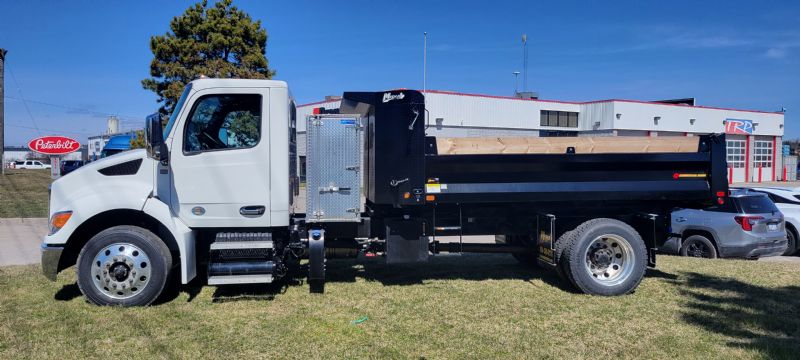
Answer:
[0,218,47,266]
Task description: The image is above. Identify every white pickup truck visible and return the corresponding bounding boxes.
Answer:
[16,160,51,169]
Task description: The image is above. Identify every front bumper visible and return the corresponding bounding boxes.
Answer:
[719,239,788,259]
[41,243,65,281]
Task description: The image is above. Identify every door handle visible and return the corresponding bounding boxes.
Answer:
[240,206,265,217]
[675,217,687,222]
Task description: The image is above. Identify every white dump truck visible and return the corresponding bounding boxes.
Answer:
[41,78,728,306]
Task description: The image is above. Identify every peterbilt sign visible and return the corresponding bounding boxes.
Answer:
[28,136,81,155]
[724,119,754,135]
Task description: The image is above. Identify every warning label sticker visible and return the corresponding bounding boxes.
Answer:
[425,184,441,193]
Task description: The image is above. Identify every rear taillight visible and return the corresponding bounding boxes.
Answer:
[734,215,764,231]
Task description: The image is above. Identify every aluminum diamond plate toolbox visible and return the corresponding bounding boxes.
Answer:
[306,114,364,222]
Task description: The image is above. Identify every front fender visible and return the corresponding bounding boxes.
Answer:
[45,155,154,246]
[142,198,196,284]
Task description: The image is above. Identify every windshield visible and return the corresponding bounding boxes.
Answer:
[163,84,192,138]
[737,196,779,214]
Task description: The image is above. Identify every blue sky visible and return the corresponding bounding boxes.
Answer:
[1,0,798,145]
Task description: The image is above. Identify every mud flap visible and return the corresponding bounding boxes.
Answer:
[633,213,661,268]
[386,218,428,264]
[308,229,325,293]
[536,213,556,268]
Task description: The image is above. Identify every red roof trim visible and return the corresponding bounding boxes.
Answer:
[297,99,341,107]
[300,89,784,115]
[585,98,784,115]
[422,90,584,105]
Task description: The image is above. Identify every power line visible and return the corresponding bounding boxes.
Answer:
[2,95,145,122]
[6,123,95,136]
[6,64,41,136]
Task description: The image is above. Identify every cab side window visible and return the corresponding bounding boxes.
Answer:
[183,94,262,153]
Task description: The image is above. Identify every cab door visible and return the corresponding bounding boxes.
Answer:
[168,88,271,228]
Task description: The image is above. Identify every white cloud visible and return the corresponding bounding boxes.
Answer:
[764,47,787,59]
[587,26,800,61]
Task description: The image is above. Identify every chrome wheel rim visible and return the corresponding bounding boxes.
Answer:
[583,234,635,287]
[90,243,152,300]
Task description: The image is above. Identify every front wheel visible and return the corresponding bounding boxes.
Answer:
[76,225,172,306]
[561,219,647,296]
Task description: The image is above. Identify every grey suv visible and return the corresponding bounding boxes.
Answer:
[662,190,788,259]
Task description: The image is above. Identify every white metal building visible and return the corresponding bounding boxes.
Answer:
[297,90,786,183]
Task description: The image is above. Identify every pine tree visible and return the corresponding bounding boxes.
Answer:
[142,0,274,116]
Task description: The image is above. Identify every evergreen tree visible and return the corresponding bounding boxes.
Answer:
[142,0,274,116]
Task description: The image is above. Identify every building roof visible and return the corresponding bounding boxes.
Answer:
[298,89,784,115]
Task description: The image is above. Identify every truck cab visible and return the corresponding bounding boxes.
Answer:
[42,79,296,306]
[99,135,133,158]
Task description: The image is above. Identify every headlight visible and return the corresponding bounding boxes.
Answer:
[48,211,72,235]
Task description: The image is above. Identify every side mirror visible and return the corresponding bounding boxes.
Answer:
[145,114,167,163]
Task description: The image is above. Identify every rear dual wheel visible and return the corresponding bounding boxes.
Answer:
[559,219,647,296]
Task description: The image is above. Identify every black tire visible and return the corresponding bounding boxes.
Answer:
[561,219,647,296]
[680,235,718,259]
[784,228,797,256]
[76,225,172,306]
[554,230,576,285]
[496,234,539,266]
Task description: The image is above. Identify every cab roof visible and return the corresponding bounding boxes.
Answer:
[189,78,288,91]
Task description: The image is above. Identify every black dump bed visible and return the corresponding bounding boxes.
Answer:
[338,90,728,211]
[425,138,727,206]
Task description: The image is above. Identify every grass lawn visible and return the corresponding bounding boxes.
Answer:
[0,255,798,359]
[0,170,52,218]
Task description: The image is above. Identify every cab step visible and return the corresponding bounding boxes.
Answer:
[208,274,273,285]
[214,232,272,242]
[209,232,274,260]
[210,241,273,250]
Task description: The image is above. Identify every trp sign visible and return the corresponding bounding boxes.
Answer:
[28,136,81,155]
[724,119,754,135]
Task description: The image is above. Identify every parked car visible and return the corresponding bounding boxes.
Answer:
[742,187,800,255]
[663,189,788,259]
[16,160,51,170]
[59,160,85,176]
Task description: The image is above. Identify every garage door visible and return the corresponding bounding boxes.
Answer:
[727,138,746,183]
[752,140,773,182]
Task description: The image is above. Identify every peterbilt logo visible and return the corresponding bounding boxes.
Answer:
[382,92,405,103]
[28,136,81,155]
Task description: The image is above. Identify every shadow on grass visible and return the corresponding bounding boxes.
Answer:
[323,253,573,290]
[52,254,597,303]
[54,282,81,301]
[676,271,800,359]
[154,254,569,304]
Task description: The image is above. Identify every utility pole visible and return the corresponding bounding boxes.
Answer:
[1,48,6,175]
[513,71,520,95]
[423,32,428,98]
[521,34,528,92]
